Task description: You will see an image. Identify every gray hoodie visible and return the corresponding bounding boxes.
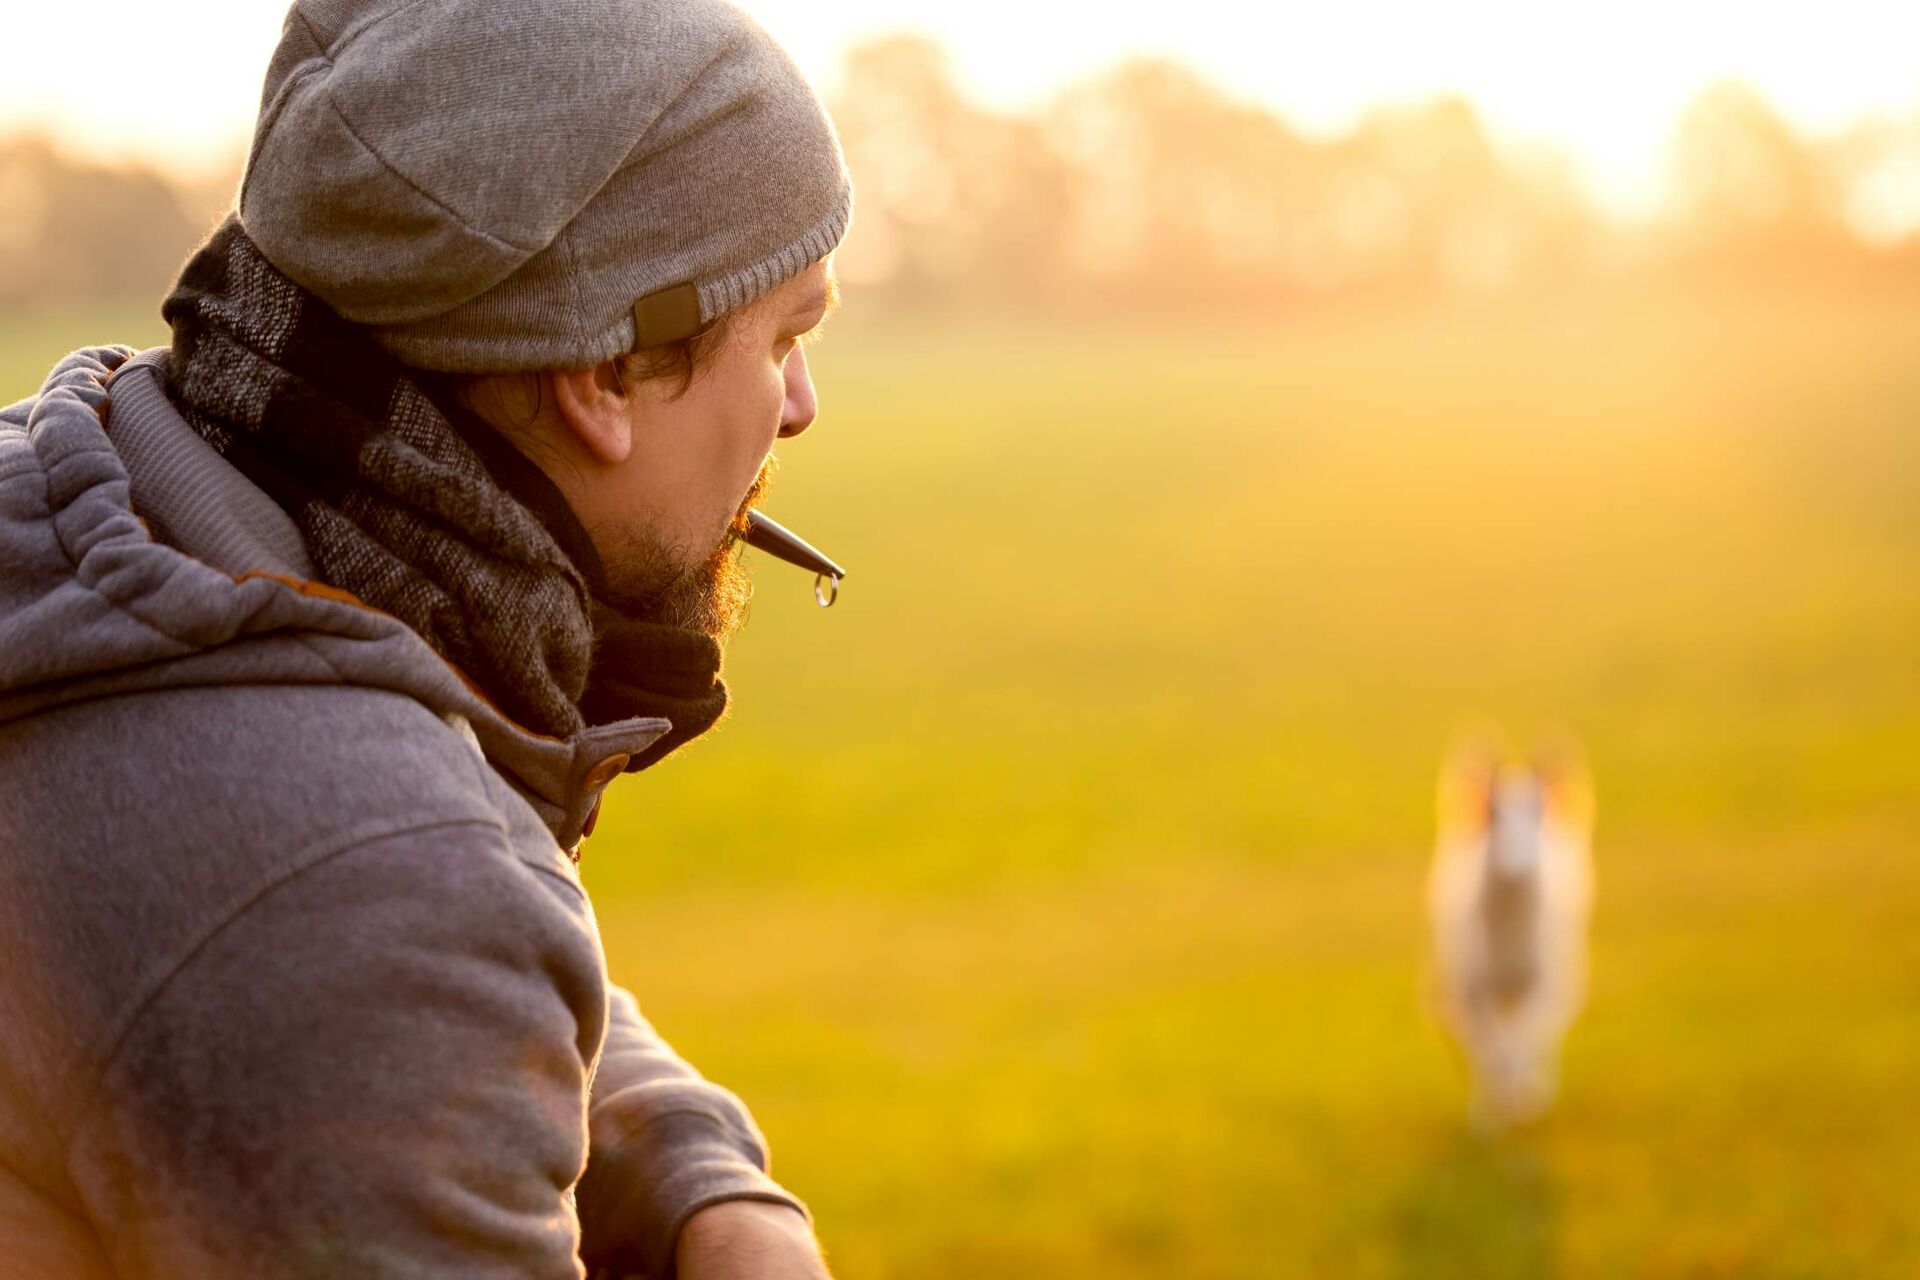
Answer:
[0,346,803,1279]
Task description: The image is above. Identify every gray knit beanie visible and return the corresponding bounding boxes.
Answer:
[239,0,852,372]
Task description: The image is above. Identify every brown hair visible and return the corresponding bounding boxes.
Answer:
[448,309,737,437]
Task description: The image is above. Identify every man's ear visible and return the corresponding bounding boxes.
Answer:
[548,362,634,466]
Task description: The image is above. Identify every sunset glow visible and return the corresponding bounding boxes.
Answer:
[4,1,1918,215]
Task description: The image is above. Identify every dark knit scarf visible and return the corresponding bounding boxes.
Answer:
[163,217,726,767]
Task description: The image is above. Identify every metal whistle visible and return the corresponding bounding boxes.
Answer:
[742,510,846,607]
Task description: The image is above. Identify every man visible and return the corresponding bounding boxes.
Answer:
[0,1,849,1277]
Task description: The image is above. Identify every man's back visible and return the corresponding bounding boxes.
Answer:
[0,688,602,1274]
[0,348,793,1278]
[5,0,853,1266]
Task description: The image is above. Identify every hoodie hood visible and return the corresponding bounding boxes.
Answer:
[0,346,669,841]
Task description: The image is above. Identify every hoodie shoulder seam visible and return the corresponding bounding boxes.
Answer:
[73,812,515,1120]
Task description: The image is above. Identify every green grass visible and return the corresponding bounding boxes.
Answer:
[0,305,167,397]
[7,287,1916,1275]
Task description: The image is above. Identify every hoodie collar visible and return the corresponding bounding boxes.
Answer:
[0,346,667,850]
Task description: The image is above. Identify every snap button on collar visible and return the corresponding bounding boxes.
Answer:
[582,752,631,793]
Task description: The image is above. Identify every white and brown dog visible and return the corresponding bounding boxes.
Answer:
[1427,747,1595,1132]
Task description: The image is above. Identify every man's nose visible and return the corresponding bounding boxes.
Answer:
[778,346,817,438]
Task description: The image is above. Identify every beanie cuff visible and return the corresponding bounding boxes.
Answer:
[693,181,853,330]
[370,181,852,373]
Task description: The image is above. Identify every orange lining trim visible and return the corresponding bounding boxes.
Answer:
[101,387,567,750]
[233,569,368,609]
[228,569,567,745]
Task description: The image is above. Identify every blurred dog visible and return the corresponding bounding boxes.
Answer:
[1427,745,1594,1132]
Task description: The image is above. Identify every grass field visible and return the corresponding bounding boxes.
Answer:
[6,287,1916,1276]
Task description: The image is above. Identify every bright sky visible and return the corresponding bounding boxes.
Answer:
[4,0,1917,215]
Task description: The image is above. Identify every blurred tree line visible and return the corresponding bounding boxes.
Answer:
[5,34,1920,315]
[830,36,1920,311]
[0,135,213,312]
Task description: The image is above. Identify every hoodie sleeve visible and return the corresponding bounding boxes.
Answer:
[66,821,608,1280]
[575,983,808,1280]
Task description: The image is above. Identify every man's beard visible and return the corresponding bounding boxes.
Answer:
[592,458,776,639]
